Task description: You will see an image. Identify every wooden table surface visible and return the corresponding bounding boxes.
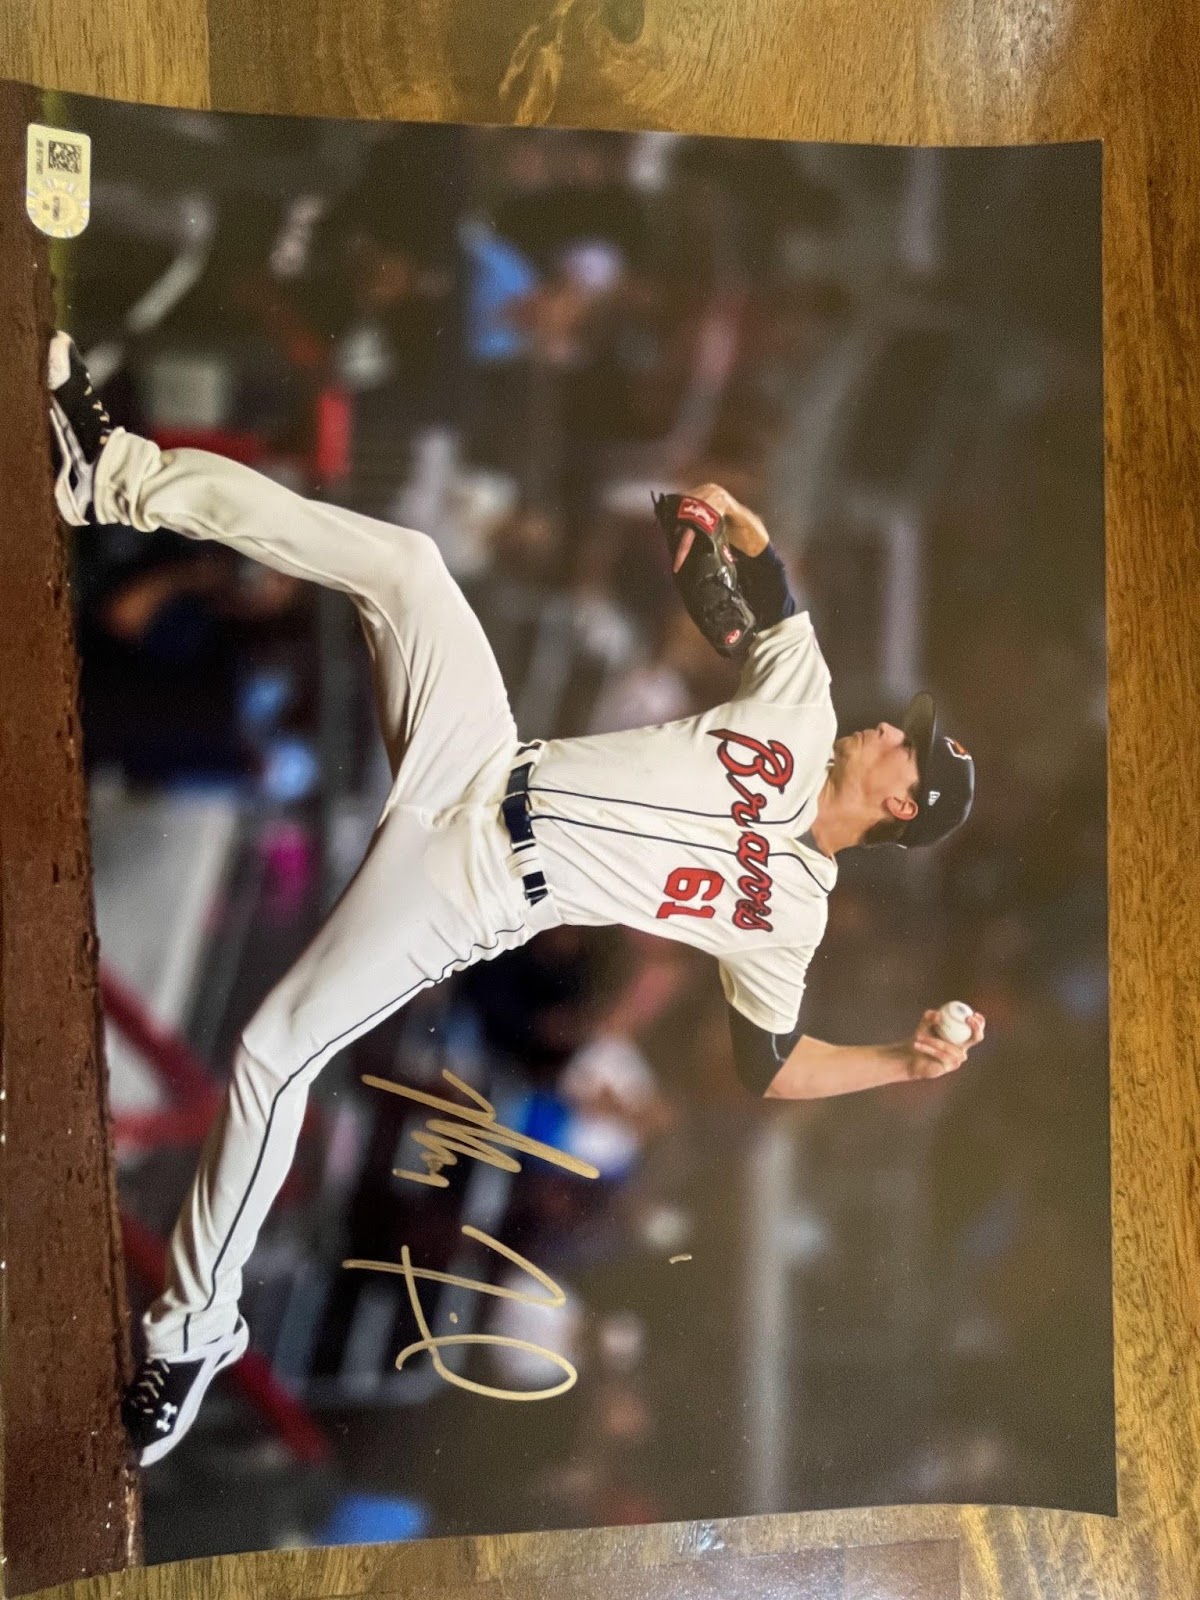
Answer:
[1,3,1197,1598]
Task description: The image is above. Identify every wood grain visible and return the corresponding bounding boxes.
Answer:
[0,0,207,111]
[36,1519,965,1600]
[3,2,1199,1599]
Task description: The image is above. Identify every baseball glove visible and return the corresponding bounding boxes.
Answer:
[653,492,757,657]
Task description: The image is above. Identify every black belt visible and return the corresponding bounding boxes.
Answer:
[501,759,549,906]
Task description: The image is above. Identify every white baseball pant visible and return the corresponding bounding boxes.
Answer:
[92,431,560,1358]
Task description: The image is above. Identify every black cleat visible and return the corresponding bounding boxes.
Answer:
[121,1322,248,1466]
[47,331,112,526]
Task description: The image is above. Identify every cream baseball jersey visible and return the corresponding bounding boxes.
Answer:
[529,612,839,1032]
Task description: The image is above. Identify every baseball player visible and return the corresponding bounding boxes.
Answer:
[47,332,983,1464]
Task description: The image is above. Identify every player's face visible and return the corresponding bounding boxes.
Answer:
[836,723,921,816]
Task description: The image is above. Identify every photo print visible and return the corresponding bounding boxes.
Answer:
[4,88,1110,1570]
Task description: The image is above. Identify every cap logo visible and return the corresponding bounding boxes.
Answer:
[946,738,971,759]
[928,789,941,804]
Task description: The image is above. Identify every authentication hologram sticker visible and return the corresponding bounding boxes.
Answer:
[26,123,91,239]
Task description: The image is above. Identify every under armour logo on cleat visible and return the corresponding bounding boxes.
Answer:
[155,1403,179,1432]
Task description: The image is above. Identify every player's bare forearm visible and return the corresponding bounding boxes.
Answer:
[763,1010,985,1100]
[763,1035,911,1099]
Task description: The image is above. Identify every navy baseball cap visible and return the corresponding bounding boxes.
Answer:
[897,691,975,849]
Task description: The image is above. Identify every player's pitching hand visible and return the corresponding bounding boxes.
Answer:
[672,483,771,572]
[907,1008,986,1079]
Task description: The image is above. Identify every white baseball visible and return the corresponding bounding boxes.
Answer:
[933,1001,974,1046]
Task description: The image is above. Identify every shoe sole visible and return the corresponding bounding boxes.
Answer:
[47,332,102,526]
[48,397,95,526]
[47,330,74,390]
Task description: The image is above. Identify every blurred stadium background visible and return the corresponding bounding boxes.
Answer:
[54,98,1109,1558]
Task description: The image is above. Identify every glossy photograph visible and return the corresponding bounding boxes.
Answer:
[4,88,1109,1577]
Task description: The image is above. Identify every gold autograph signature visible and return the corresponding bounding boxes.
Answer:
[343,1070,600,1401]
[357,1068,601,1189]
[345,1223,578,1402]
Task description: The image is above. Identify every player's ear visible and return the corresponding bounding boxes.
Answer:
[884,792,919,823]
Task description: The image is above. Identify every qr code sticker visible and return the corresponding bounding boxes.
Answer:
[48,139,82,175]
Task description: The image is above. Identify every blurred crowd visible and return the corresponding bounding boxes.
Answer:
[61,103,1110,1552]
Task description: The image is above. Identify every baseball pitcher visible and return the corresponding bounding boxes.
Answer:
[47,332,984,1464]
